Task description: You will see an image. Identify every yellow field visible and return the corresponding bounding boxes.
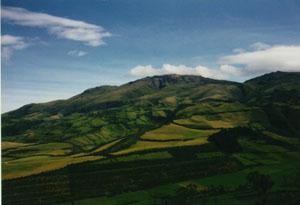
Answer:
[140,123,216,140]
[1,141,33,150]
[112,137,210,155]
[2,141,107,179]
[2,154,104,180]
[175,112,251,129]
[90,138,123,154]
[3,142,73,158]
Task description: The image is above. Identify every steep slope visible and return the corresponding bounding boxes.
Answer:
[244,71,300,105]
[244,71,300,137]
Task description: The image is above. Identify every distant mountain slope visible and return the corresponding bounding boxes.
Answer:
[244,71,300,105]
[243,72,300,137]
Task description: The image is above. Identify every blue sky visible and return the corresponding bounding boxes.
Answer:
[2,0,300,112]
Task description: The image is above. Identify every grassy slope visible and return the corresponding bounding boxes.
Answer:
[2,72,300,204]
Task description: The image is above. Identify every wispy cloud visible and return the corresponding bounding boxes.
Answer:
[1,6,111,47]
[232,48,245,54]
[249,42,271,51]
[67,50,88,57]
[1,34,29,61]
[129,43,300,81]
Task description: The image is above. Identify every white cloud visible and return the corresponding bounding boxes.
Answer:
[67,50,88,57]
[130,65,161,76]
[129,43,300,81]
[129,64,233,80]
[220,45,300,75]
[1,34,29,61]
[2,34,28,48]
[2,6,111,47]
[249,42,271,51]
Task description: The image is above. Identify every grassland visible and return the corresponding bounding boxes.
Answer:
[3,154,104,180]
[112,124,217,155]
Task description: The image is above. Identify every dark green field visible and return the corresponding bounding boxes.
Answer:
[2,72,300,204]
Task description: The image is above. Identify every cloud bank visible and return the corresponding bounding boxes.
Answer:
[129,43,300,81]
[1,34,29,61]
[130,64,242,80]
[2,6,111,47]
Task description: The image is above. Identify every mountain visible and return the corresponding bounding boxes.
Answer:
[2,72,299,146]
[2,71,300,205]
[2,74,242,146]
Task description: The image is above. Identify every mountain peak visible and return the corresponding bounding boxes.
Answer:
[127,74,237,89]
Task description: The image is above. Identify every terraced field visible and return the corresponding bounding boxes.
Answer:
[2,122,217,178]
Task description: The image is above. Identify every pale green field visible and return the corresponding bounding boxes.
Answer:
[95,151,173,165]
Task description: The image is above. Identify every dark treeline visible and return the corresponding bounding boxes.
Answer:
[153,172,300,205]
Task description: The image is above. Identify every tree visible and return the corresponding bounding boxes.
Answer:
[247,172,274,205]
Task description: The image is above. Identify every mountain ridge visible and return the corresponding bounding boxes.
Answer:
[5,71,298,116]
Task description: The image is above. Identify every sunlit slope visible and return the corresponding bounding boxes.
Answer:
[2,75,242,148]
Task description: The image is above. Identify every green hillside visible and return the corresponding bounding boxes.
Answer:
[2,72,300,205]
